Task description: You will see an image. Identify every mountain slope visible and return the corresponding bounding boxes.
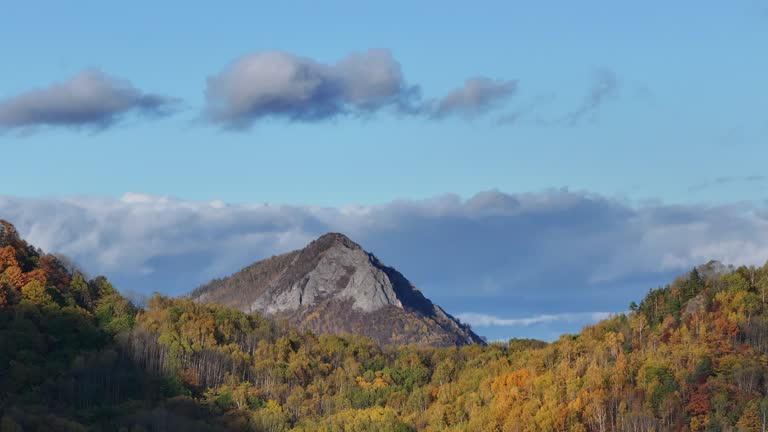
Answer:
[190,233,483,347]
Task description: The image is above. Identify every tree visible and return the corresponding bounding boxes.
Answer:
[69,272,92,309]
[95,292,137,334]
[738,400,761,431]
[758,274,768,304]
[21,280,53,305]
[684,268,704,299]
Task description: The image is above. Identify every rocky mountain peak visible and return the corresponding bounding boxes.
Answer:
[311,232,362,250]
[191,233,484,346]
[248,232,405,314]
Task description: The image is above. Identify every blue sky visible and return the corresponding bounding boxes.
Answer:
[1,1,767,341]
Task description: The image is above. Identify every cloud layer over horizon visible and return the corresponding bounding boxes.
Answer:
[0,70,177,131]
[2,189,767,339]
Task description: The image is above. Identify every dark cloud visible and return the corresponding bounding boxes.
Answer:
[431,77,517,118]
[0,70,178,131]
[204,50,516,128]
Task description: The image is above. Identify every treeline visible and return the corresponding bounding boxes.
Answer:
[4,219,768,430]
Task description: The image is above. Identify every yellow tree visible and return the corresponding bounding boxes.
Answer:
[21,280,53,305]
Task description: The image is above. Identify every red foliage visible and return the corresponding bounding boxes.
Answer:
[687,386,711,416]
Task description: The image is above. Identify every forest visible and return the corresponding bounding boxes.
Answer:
[3,219,768,432]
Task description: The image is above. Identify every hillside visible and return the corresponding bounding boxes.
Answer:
[3,218,768,431]
[189,233,483,347]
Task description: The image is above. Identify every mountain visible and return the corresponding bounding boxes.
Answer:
[189,233,483,347]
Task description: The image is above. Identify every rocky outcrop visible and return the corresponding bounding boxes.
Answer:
[248,234,404,314]
[0,219,18,246]
[191,233,484,347]
[697,260,735,278]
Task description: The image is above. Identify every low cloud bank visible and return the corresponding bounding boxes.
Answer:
[2,189,766,339]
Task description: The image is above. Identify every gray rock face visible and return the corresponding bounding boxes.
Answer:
[250,239,403,314]
[682,292,707,318]
[190,232,484,347]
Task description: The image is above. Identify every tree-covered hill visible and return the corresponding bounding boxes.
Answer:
[3,218,768,431]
